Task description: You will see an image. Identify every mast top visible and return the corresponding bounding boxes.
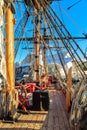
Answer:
[4,0,15,14]
[24,0,53,9]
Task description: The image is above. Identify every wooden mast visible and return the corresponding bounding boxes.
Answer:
[43,22,47,73]
[5,7,15,89]
[34,1,41,83]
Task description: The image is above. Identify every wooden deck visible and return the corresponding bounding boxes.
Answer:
[0,90,71,130]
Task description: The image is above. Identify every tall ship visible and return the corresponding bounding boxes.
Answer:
[0,0,87,130]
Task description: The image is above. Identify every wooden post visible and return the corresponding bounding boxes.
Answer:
[5,8,15,89]
[65,67,72,112]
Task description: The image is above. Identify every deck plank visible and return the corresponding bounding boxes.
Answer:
[0,90,71,130]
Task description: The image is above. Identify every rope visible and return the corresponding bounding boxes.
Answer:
[70,80,87,127]
[43,0,87,78]
[47,0,87,61]
[40,3,67,78]
[58,3,85,35]
[29,0,67,90]
[14,10,29,58]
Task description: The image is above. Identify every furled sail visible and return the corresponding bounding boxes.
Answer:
[0,0,6,79]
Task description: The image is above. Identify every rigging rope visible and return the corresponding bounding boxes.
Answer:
[40,4,67,78]
[40,0,83,77]
[58,3,85,36]
[29,0,63,82]
[46,0,87,61]
[14,0,87,79]
[14,10,29,58]
[70,80,87,127]
[43,0,87,78]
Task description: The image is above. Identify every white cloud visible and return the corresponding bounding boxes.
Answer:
[65,53,71,58]
[67,61,72,69]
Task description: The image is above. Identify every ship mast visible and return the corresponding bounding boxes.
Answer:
[34,1,41,84]
[43,22,47,73]
[5,4,15,89]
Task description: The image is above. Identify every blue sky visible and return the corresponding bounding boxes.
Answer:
[54,0,87,35]
[52,0,87,52]
[14,0,87,63]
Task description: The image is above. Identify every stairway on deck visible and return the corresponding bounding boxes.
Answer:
[0,90,71,130]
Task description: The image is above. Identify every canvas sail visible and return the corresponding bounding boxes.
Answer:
[0,0,6,79]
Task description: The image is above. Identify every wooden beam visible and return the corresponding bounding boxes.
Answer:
[14,36,87,41]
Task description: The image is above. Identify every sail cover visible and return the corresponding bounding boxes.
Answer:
[0,0,6,79]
